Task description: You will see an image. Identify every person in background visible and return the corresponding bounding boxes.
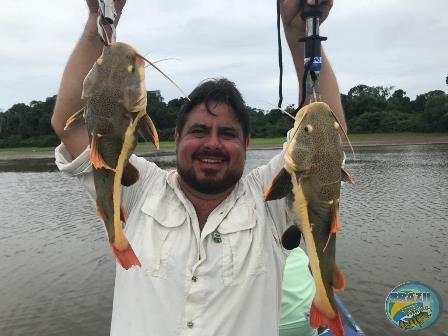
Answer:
[280,247,318,336]
[51,0,344,335]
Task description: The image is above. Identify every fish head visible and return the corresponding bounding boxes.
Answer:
[286,102,344,189]
[82,42,147,112]
[416,312,431,324]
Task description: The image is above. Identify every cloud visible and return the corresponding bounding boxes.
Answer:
[0,0,446,112]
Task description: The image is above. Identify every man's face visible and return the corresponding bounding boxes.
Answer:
[175,102,249,195]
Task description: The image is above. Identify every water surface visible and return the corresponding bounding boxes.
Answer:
[1,144,447,335]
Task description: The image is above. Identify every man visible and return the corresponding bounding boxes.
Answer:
[51,0,345,335]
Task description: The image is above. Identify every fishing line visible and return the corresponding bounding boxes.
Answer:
[276,0,284,109]
[276,0,319,116]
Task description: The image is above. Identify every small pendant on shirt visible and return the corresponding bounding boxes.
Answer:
[212,230,222,243]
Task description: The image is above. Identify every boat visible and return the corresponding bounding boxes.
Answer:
[318,295,366,336]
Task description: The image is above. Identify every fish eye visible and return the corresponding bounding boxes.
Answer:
[304,125,313,133]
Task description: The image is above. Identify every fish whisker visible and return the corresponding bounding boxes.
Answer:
[136,53,190,101]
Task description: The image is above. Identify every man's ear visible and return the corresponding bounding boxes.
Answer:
[245,135,250,148]
[174,128,180,145]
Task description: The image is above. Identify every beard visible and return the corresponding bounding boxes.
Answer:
[177,161,244,194]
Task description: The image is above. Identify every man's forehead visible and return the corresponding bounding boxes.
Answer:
[187,102,238,122]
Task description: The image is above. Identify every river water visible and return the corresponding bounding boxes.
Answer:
[1,144,447,336]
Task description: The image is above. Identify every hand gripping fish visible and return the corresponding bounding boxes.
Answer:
[264,102,355,336]
[65,42,164,270]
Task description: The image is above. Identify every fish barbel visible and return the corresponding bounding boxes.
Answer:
[65,42,159,269]
[264,102,354,336]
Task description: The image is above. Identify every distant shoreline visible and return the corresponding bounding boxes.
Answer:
[1,135,448,161]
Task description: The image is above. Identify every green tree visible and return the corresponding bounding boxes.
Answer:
[387,89,411,113]
[419,92,448,132]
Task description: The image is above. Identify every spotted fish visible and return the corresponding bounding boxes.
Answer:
[65,42,159,269]
[264,102,354,336]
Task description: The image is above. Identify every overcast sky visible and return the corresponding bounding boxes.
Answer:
[1,0,447,112]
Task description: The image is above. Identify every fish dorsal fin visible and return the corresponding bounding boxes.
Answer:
[121,163,140,187]
[64,107,85,130]
[281,225,302,250]
[90,133,115,171]
[263,168,293,201]
[341,168,356,185]
[138,113,160,149]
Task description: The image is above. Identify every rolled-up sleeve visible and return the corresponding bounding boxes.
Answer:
[54,143,96,200]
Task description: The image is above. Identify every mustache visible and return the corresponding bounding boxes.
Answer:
[193,148,229,160]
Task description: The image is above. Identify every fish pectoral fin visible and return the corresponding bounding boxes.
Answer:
[341,168,356,185]
[310,303,344,336]
[263,168,292,201]
[281,225,302,250]
[121,163,140,186]
[323,201,340,252]
[138,113,160,149]
[90,134,115,171]
[64,107,85,130]
[332,266,346,291]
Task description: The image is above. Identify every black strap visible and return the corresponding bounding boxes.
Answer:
[276,0,283,109]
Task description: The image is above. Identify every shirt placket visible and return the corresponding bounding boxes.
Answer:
[181,206,229,335]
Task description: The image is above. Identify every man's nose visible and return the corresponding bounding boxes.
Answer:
[205,131,221,149]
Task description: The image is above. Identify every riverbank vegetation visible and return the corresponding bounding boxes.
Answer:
[0,85,447,148]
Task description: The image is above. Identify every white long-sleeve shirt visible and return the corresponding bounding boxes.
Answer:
[55,144,290,336]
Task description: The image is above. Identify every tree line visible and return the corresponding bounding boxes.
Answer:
[0,85,447,148]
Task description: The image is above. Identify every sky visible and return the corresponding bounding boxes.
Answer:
[1,0,447,112]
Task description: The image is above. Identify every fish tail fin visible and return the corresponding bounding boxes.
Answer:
[111,243,141,270]
[310,303,344,336]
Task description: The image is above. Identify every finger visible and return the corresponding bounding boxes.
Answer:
[307,0,333,6]
[280,0,301,25]
[305,0,333,23]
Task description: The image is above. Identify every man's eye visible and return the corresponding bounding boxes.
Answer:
[190,129,206,137]
[221,131,237,139]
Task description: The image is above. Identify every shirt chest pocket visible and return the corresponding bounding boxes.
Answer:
[218,201,266,286]
[136,194,186,278]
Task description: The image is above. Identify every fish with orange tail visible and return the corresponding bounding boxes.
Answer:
[264,102,355,336]
[65,42,165,269]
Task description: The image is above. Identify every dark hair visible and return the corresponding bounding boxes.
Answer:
[176,78,250,138]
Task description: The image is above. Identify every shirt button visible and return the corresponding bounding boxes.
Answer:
[192,276,198,282]
[187,321,194,328]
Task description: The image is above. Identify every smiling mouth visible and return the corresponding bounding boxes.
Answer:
[199,158,225,164]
